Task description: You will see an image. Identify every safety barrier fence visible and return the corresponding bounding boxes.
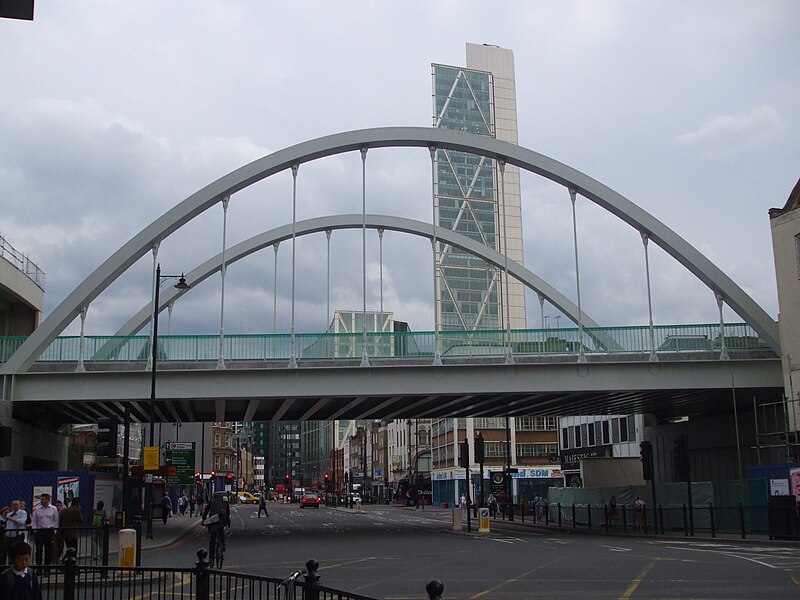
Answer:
[493,502,800,540]
[0,323,772,365]
[0,233,46,289]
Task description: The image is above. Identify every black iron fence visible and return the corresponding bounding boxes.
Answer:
[494,501,800,540]
[17,526,446,599]
[30,551,383,600]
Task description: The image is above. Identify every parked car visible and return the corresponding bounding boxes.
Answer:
[299,492,322,509]
[238,491,259,504]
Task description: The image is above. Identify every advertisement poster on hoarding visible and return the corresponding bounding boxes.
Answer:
[94,479,122,521]
[57,477,80,505]
[789,467,800,503]
[32,486,53,511]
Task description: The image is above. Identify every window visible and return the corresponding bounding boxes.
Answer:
[574,425,582,448]
[612,419,620,443]
[602,420,610,445]
[796,233,800,278]
[485,441,508,457]
[517,443,558,457]
[562,428,569,450]
[516,417,557,431]
[588,422,596,446]
[619,417,628,442]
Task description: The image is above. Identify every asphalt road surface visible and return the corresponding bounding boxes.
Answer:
[150,501,800,599]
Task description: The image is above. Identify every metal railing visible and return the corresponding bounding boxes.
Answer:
[0,233,45,289]
[32,550,385,600]
[502,502,800,540]
[0,323,774,365]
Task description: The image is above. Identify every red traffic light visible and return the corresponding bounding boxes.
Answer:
[226,473,234,480]
[285,473,290,480]
[211,470,216,477]
[323,473,329,480]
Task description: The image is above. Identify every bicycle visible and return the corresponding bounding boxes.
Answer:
[278,569,304,600]
[204,523,228,569]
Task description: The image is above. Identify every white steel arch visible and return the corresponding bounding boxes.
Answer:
[109,214,601,338]
[1,127,780,374]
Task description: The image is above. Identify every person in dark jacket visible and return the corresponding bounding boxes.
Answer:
[0,541,42,600]
[57,499,83,555]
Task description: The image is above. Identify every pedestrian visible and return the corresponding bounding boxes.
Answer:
[608,495,619,529]
[3,501,27,564]
[634,495,645,531]
[29,494,58,569]
[487,493,497,518]
[160,493,172,525]
[459,494,466,511]
[178,492,188,516]
[189,494,196,518]
[91,501,107,562]
[58,499,83,556]
[258,494,269,518]
[196,491,205,518]
[0,541,42,600]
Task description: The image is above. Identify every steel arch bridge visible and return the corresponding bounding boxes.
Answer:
[0,127,782,422]
[0,127,780,376]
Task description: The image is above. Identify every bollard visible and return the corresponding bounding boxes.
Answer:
[452,507,462,532]
[195,549,210,600]
[118,528,137,567]
[305,558,321,600]
[426,579,444,600]
[478,507,490,534]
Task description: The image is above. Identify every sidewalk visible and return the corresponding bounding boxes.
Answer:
[107,513,202,557]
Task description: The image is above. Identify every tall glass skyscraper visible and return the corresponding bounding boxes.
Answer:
[432,43,526,331]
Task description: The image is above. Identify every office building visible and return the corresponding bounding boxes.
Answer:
[432,43,526,331]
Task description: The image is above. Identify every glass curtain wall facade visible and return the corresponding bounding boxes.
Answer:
[431,43,526,332]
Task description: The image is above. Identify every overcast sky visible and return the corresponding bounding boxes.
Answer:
[1,1,797,338]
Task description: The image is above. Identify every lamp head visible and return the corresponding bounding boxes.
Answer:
[174,274,190,290]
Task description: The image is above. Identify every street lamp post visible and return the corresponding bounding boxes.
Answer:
[146,264,189,540]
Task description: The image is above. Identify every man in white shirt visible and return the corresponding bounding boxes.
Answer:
[30,493,59,567]
[3,500,27,563]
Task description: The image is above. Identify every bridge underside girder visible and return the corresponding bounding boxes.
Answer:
[9,355,783,429]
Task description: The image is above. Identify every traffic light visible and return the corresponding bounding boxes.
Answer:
[673,435,689,481]
[640,440,654,480]
[195,472,202,485]
[226,473,234,482]
[96,416,119,458]
[459,440,469,469]
[211,470,216,478]
[474,432,485,464]
[323,472,329,491]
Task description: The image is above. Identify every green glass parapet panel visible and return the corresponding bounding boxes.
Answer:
[0,323,775,364]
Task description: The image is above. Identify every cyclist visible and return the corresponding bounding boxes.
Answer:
[201,495,230,564]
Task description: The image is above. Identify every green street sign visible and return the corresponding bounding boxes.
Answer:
[164,442,196,485]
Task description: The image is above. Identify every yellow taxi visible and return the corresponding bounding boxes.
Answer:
[237,491,259,504]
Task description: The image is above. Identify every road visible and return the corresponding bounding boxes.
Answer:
[149,501,800,599]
